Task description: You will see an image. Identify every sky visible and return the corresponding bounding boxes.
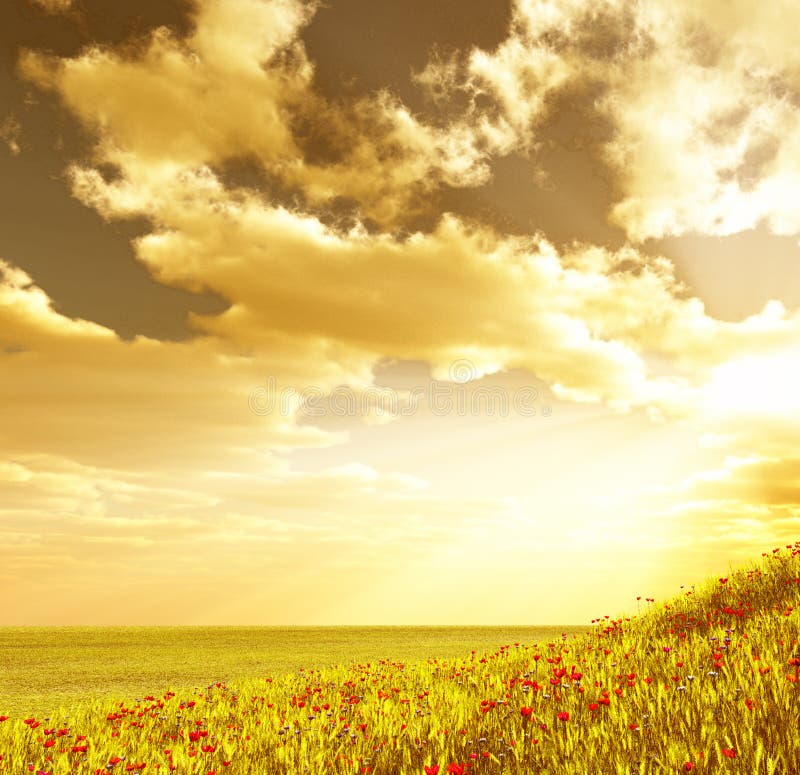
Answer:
[1,0,800,625]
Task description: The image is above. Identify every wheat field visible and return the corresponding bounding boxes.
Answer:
[1,545,799,773]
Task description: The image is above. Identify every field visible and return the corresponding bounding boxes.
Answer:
[1,545,799,774]
[0,627,586,718]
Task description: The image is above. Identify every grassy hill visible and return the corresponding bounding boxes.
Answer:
[1,542,799,774]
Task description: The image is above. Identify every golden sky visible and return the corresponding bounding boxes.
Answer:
[2,0,800,625]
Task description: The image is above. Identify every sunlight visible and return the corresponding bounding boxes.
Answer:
[702,351,800,416]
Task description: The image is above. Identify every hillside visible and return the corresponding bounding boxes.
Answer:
[1,543,799,774]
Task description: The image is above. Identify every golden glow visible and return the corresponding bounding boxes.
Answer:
[703,352,800,417]
[1,0,800,625]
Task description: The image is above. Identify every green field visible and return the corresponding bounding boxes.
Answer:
[0,625,587,717]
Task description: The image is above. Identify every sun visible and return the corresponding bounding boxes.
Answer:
[703,351,800,416]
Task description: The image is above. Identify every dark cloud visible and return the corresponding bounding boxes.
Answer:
[302,0,512,110]
[690,457,800,507]
[440,80,626,249]
[0,0,223,340]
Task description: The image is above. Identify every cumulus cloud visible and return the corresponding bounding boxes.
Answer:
[598,2,800,241]
[19,0,516,228]
[59,147,800,413]
[53,153,703,409]
[570,0,800,240]
[15,0,800,430]
[412,0,800,241]
[28,0,800,241]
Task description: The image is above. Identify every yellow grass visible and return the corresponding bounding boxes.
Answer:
[1,543,799,774]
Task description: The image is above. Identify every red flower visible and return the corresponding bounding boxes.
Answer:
[424,767,440,775]
[520,706,534,718]
[722,748,736,758]
[446,765,465,775]
[557,712,570,721]
[684,763,695,771]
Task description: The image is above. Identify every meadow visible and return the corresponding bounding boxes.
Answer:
[0,627,586,718]
[1,544,799,774]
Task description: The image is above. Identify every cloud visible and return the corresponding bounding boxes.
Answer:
[412,0,800,241]
[598,2,800,241]
[412,0,574,151]
[60,152,704,408]
[685,455,800,507]
[0,259,370,469]
[626,346,800,573]
[0,114,22,155]
[102,168,800,413]
[25,0,800,416]
[8,0,800,623]
[0,451,526,622]
[648,451,800,574]
[512,0,800,241]
[19,0,516,228]
[29,0,73,13]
